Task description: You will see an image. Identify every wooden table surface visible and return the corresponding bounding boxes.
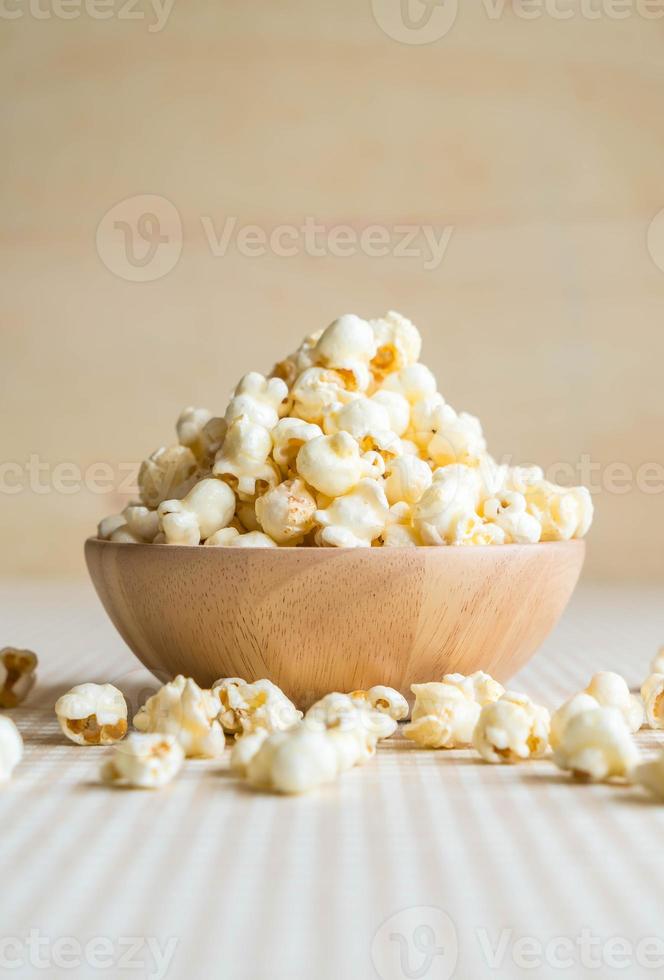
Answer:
[1,578,663,980]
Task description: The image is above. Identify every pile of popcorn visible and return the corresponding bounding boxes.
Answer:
[4,644,664,800]
[97,312,593,548]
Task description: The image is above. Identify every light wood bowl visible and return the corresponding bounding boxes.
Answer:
[85,538,584,708]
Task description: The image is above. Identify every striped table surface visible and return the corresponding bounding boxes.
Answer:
[1,579,663,980]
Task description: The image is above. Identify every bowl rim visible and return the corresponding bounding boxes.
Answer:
[85,536,586,555]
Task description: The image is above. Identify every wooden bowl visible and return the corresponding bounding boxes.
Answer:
[85,538,584,708]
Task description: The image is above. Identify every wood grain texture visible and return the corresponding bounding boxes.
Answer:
[85,538,585,707]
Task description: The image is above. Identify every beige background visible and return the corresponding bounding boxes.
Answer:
[2,1,663,579]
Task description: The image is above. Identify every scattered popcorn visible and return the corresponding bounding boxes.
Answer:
[0,647,38,708]
[350,686,410,721]
[549,693,599,750]
[473,692,550,763]
[641,674,664,730]
[442,671,505,706]
[583,672,644,733]
[55,683,128,746]
[101,733,184,789]
[158,478,236,545]
[553,707,639,781]
[246,726,340,794]
[213,678,302,737]
[134,676,225,758]
[230,730,269,776]
[314,478,390,548]
[305,692,396,768]
[404,683,480,749]
[0,716,23,781]
[651,647,664,675]
[633,750,664,801]
[96,311,593,549]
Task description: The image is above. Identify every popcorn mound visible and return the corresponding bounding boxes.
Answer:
[97,312,593,548]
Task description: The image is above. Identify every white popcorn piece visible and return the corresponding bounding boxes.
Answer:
[324,396,401,459]
[380,503,422,547]
[134,675,225,758]
[306,692,396,767]
[101,733,184,789]
[314,478,389,548]
[482,491,542,544]
[296,432,383,498]
[289,367,357,424]
[641,674,664,730]
[525,481,594,541]
[97,513,126,540]
[369,311,422,380]
[313,314,376,381]
[225,372,288,430]
[271,417,323,474]
[213,678,302,737]
[204,528,278,548]
[504,465,545,495]
[549,693,599,750]
[138,445,199,508]
[122,504,160,543]
[411,397,486,467]
[230,730,270,776]
[413,464,482,546]
[246,726,340,795]
[199,416,228,459]
[213,418,279,498]
[383,455,433,506]
[442,671,505,706]
[405,683,481,748]
[370,390,411,437]
[584,671,644,733]
[109,526,142,544]
[633,750,664,801]
[0,716,23,782]
[350,686,410,721]
[254,478,317,546]
[651,647,664,675]
[158,477,236,546]
[381,363,437,404]
[473,692,550,763]
[0,647,38,709]
[55,683,128,746]
[176,406,214,460]
[271,330,322,387]
[553,706,639,781]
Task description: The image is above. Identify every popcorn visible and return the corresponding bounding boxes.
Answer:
[101,733,184,789]
[55,683,128,746]
[254,479,317,545]
[213,418,279,498]
[296,432,383,498]
[651,647,664,675]
[349,686,409,721]
[633,750,664,800]
[314,478,389,548]
[482,491,542,544]
[473,692,550,763]
[230,730,269,776]
[0,716,23,782]
[246,726,340,794]
[306,692,396,767]
[641,674,664,730]
[158,477,236,545]
[369,311,421,380]
[0,647,38,708]
[176,406,213,460]
[583,672,644,733]
[138,445,198,508]
[134,676,225,758]
[93,310,594,550]
[271,417,323,475]
[122,504,160,542]
[213,678,302,737]
[204,528,278,548]
[549,693,599,750]
[442,671,505,706]
[553,707,639,781]
[383,455,432,506]
[224,372,288,430]
[404,683,480,749]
